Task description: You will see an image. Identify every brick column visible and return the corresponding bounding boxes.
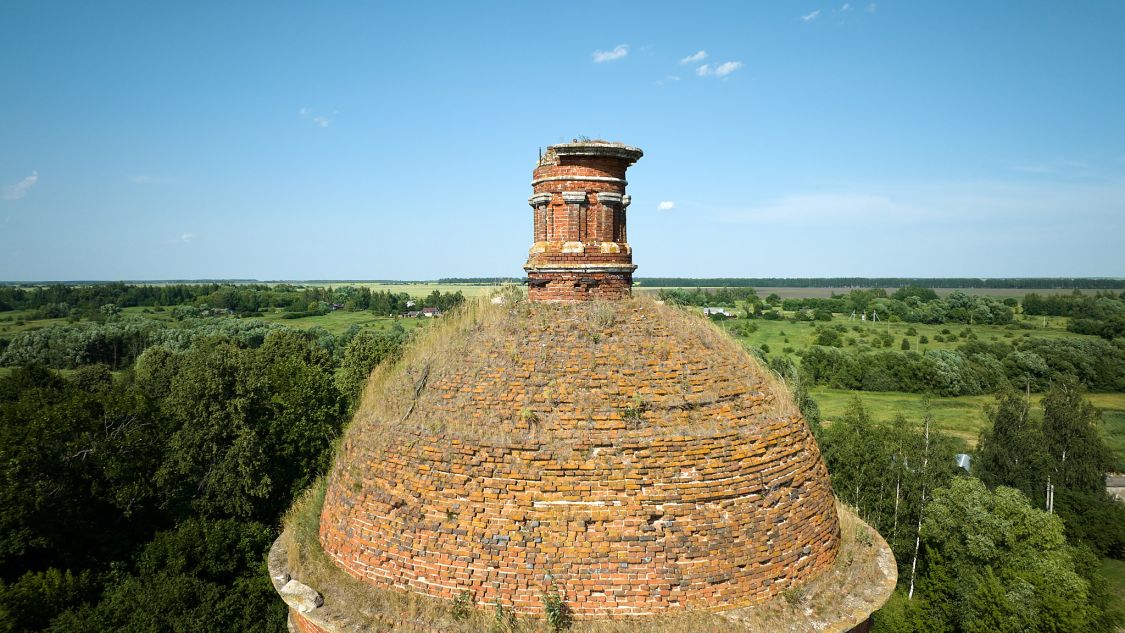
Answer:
[529,193,550,243]
[596,192,623,243]
[524,141,643,302]
[560,191,588,247]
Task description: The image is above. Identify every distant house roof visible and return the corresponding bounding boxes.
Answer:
[955,453,972,472]
[703,307,733,316]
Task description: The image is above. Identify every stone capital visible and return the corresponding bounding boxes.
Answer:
[528,193,552,208]
[597,192,623,206]
[621,194,632,208]
[560,191,588,205]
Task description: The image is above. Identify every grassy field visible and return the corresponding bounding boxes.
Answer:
[812,387,1125,470]
[0,310,72,335]
[252,309,431,335]
[1103,558,1125,615]
[720,313,1083,360]
[282,282,503,297]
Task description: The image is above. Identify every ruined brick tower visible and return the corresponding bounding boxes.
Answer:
[524,141,642,302]
[269,142,898,633]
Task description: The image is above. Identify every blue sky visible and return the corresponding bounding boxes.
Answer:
[2,1,1123,281]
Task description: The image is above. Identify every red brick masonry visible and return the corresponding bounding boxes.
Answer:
[525,142,643,302]
[317,302,840,617]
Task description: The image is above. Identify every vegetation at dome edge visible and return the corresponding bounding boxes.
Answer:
[0,280,1122,632]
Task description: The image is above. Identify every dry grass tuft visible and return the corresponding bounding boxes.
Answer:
[345,294,799,451]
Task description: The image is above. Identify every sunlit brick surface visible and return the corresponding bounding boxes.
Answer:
[317,301,840,617]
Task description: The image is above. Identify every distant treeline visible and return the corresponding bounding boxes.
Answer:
[0,283,465,318]
[635,277,1124,289]
[436,277,523,284]
[800,335,1125,396]
[659,286,1019,326]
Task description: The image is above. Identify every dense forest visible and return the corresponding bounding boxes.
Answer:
[0,326,404,631]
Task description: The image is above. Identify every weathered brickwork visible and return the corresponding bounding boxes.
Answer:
[290,609,331,633]
[317,301,841,618]
[525,142,642,302]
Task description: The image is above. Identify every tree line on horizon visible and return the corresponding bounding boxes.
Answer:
[639,277,1125,289]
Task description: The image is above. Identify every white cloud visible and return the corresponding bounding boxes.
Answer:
[592,44,629,63]
[656,75,681,86]
[866,2,877,12]
[3,171,38,200]
[299,107,331,128]
[801,9,821,21]
[679,50,707,64]
[697,61,743,78]
[840,3,852,11]
[714,61,743,77]
[657,201,676,211]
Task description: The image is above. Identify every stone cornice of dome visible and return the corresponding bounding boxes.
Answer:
[550,142,644,163]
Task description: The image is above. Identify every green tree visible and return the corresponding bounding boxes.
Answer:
[50,520,284,633]
[1040,376,1113,492]
[336,330,404,406]
[156,331,345,522]
[974,390,1049,502]
[815,328,841,347]
[918,478,1104,632]
[0,568,96,632]
[961,568,1019,633]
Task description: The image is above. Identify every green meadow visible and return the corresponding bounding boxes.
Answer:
[1103,558,1125,611]
[715,310,1125,471]
[719,314,1084,359]
[811,387,1125,469]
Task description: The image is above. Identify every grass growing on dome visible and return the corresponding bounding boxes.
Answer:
[343,291,801,450]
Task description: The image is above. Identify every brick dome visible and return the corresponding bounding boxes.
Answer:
[315,298,841,618]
